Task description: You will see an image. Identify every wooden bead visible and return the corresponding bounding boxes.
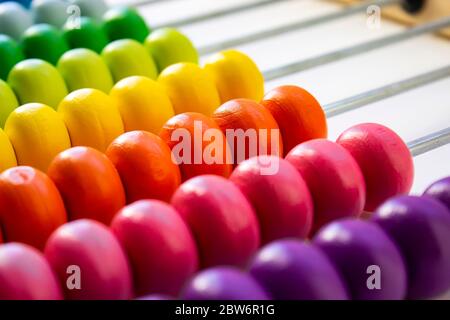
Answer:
[286,139,366,233]
[63,17,109,53]
[423,176,450,211]
[0,2,32,40]
[57,48,114,93]
[0,35,24,81]
[0,128,17,172]
[57,88,124,152]
[47,146,126,224]
[44,219,133,300]
[7,59,68,108]
[101,39,157,82]
[204,49,264,103]
[158,62,221,116]
[5,103,71,171]
[0,79,19,127]
[69,0,108,21]
[145,27,198,73]
[336,123,414,211]
[0,166,67,250]
[102,6,149,42]
[31,0,70,28]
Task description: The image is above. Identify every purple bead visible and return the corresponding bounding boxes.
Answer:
[313,219,407,300]
[180,267,270,300]
[136,294,173,300]
[248,240,349,300]
[423,177,450,211]
[372,195,450,299]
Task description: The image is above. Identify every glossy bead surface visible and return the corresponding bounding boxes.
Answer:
[230,156,313,243]
[63,17,109,53]
[102,6,150,42]
[249,240,349,300]
[158,62,221,116]
[110,76,174,133]
[48,146,125,224]
[8,59,68,108]
[0,35,24,80]
[337,123,414,211]
[45,219,133,300]
[69,0,108,21]
[181,267,270,300]
[171,175,260,268]
[372,195,450,299]
[58,88,124,152]
[159,112,233,181]
[0,128,17,172]
[0,166,67,249]
[0,79,19,127]
[20,23,69,65]
[145,27,198,73]
[313,219,407,300]
[204,49,264,102]
[111,200,198,296]
[213,99,283,165]
[31,0,70,28]
[57,48,113,93]
[261,85,327,155]
[106,130,181,203]
[5,103,71,171]
[0,243,63,300]
[0,2,32,40]
[101,39,157,82]
[286,139,365,233]
[423,176,450,211]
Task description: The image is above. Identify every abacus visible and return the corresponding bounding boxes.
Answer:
[0,0,449,302]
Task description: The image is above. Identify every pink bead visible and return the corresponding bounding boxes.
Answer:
[171,175,260,268]
[337,123,414,211]
[44,219,133,300]
[286,139,366,233]
[111,200,199,296]
[0,243,63,300]
[230,155,314,243]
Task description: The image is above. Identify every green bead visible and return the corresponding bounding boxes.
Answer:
[145,28,199,73]
[21,24,70,65]
[0,79,19,128]
[0,2,32,40]
[101,39,157,82]
[102,6,150,43]
[32,0,70,28]
[8,59,69,108]
[0,35,25,81]
[57,48,114,93]
[63,17,109,53]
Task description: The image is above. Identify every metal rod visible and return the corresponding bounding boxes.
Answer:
[324,66,450,117]
[408,127,450,157]
[153,0,288,29]
[199,0,401,55]
[263,16,450,81]
[131,0,179,7]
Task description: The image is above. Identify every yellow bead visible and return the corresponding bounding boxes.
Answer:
[57,48,114,93]
[58,88,124,152]
[4,103,71,172]
[0,127,17,172]
[158,62,220,116]
[0,79,19,128]
[110,76,175,134]
[204,50,264,103]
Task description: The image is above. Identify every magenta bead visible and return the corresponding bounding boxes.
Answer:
[0,243,62,300]
[313,219,407,300]
[180,267,270,300]
[372,195,450,299]
[285,139,365,233]
[111,200,199,297]
[171,175,260,268]
[230,156,314,243]
[44,219,133,300]
[249,240,349,300]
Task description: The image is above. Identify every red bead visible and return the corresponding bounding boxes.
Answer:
[171,175,260,268]
[45,219,133,300]
[111,200,199,296]
[230,155,313,243]
[337,123,414,211]
[286,139,365,233]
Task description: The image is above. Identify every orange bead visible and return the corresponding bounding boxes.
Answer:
[106,131,181,203]
[212,99,283,165]
[159,112,233,181]
[48,147,126,225]
[261,86,327,155]
[0,166,67,250]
